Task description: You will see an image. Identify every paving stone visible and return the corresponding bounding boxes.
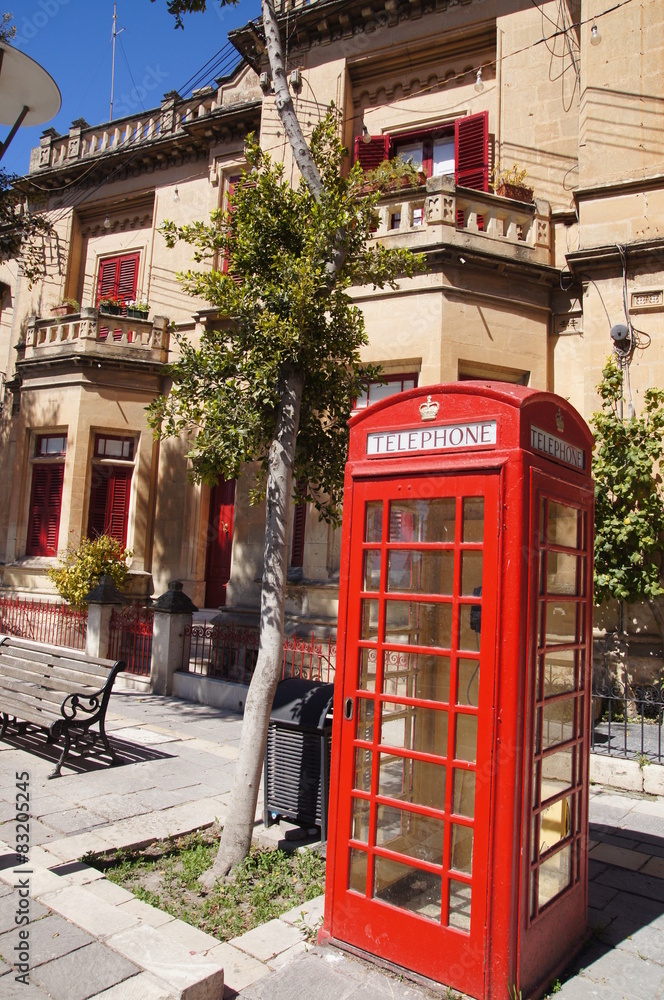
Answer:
[0,978,52,998]
[279,894,325,933]
[105,923,224,1000]
[266,940,308,971]
[613,921,664,966]
[205,942,270,993]
[88,970,177,998]
[40,832,118,864]
[0,892,48,934]
[589,842,651,871]
[641,855,664,880]
[230,918,304,963]
[0,913,93,969]
[579,943,664,1000]
[83,878,136,906]
[110,728,181,746]
[117,897,175,928]
[595,866,664,904]
[159,917,221,954]
[68,793,147,824]
[24,867,67,897]
[30,940,140,1000]
[48,861,106,885]
[37,885,140,938]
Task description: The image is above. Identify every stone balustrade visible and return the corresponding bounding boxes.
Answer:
[31,88,222,173]
[373,175,552,265]
[24,309,170,364]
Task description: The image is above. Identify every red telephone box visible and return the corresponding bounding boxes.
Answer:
[322,383,594,1000]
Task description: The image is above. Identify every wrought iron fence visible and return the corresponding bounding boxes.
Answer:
[182,622,336,685]
[592,669,663,764]
[108,603,154,676]
[0,594,87,650]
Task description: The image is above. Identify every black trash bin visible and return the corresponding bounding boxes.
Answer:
[263,677,334,840]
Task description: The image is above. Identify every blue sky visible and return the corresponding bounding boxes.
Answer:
[4,0,260,177]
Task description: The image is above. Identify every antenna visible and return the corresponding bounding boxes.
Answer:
[109,3,124,121]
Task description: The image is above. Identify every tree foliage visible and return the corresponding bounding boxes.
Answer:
[591,357,664,606]
[150,113,423,522]
[49,535,132,610]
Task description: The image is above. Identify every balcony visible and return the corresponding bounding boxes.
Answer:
[24,309,170,365]
[372,176,552,267]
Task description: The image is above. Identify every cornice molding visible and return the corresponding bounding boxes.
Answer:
[230,0,488,66]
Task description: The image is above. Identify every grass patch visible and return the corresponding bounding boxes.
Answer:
[89,827,326,942]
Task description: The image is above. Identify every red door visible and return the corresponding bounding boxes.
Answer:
[329,471,500,996]
[205,479,236,608]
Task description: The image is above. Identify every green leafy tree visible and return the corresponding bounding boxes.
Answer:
[591,357,664,634]
[49,535,132,611]
[150,116,423,882]
[157,0,423,882]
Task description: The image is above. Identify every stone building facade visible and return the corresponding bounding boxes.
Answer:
[1,0,663,663]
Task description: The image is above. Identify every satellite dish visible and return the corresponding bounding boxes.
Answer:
[0,41,61,160]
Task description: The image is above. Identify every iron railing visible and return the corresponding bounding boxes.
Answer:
[108,603,153,676]
[0,594,87,649]
[592,669,663,763]
[182,622,336,685]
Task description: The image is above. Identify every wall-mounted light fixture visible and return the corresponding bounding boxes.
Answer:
[259,71,271,94]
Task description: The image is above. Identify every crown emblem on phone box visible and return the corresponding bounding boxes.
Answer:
[419,395,440,421]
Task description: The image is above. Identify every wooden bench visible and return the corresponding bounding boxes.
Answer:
[0,635,125,778]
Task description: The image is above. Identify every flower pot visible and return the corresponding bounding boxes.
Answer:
[100,303,123,315]
[496,182,534,203]
[127,308,149,320]
[51,304,77,318]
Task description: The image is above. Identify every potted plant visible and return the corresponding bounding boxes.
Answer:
[50,297,80,318]
[126,299,149,320]
[358,155,426,196]
[99,293,124,315]
[493,163,533,203]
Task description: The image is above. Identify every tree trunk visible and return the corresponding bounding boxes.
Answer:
[201,2,350,888]
[201,365,304,886]
[261,0,346,281]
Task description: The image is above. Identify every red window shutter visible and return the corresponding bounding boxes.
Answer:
[354,134,390,171]
[222,175,241,276]
[107,467,132,546]
[117,254,139,303]
[27,464,64,556]
[88,466,132,547]
[291,502,307,568]
[455,111,489,191]
[97,258,118,303]
[96,252,140,306]
[88,468,109,539]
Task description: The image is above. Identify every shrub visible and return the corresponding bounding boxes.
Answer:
[49,535,132,610]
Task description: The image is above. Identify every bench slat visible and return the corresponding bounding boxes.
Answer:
[0,638,117,671]
[0,648,114,679]
[0,654,115,688]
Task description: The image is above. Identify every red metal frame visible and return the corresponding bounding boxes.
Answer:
[324,383,594,1000]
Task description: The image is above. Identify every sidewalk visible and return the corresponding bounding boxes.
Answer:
[0,691,661,999]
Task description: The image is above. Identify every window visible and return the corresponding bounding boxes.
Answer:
[87,434,135,548]
[26,434,66,556]
[221,174,242,275]
[96,252,140,308]
[355,374,419,411]
[355,111,489,192]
